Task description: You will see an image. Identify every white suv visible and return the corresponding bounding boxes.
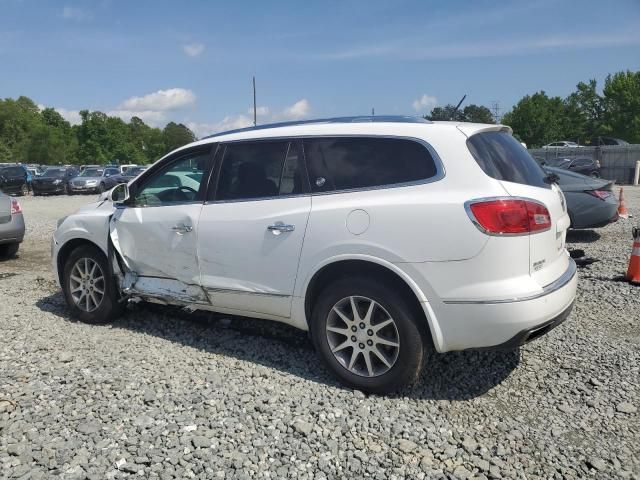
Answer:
[52,116,577,393]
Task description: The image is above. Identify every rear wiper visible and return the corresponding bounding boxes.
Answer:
[544,173,560,184]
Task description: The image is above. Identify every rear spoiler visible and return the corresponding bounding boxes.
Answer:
[456,124,512,138]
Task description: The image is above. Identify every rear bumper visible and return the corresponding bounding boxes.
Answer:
[0,213,25,244]
[412,258,578,352]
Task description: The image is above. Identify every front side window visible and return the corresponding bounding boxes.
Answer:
[304,137,438,192]
[104,168,120,177]
[132,151,209,207]
[215,141,306,201]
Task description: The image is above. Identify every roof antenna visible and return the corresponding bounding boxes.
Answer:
[450,94,466,120]
[252,76,257,126]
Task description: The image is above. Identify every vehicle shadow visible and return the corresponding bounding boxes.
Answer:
[36,292,519,401]
[567,229,601,243]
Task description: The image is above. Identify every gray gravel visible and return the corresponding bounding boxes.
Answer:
[1,189,639,479]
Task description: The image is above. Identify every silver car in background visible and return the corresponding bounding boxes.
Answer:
[0,192,25,258]
[70,167,121,194]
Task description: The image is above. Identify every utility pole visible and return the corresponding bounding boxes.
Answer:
[253,76,257,126]
[491,100,501,124]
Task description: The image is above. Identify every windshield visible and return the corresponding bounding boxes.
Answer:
[80,168,104,177]
[43,168,67,178]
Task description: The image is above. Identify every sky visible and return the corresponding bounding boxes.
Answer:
[1,0,639,138]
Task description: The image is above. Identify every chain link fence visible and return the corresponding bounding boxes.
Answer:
[528,146,640,184]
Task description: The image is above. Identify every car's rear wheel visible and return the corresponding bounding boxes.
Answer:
[20,184,29,196]
[590,171,600,178]
[0,243,20,258]
[62,245,124,324]
[311,277,428,394]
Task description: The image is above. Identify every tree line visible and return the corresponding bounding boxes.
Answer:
[0,96,196,166]
[1,69,637,165]
[425,70,639,148]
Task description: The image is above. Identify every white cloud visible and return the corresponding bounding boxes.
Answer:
[319,30,640,61]
[276,99,310,120]
[183,42,205,58]
[61,6,92,21]
[187,115,254,138]
[248,106,270,116]
[55,107,83,125]
[119,88,196,112]
[412,94,438,112]
[188,99,312,138]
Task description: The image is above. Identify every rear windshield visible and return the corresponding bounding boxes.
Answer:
[0,166,24,177]
[467,131,549,189]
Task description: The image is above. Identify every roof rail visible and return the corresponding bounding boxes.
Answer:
[202,115,431,139]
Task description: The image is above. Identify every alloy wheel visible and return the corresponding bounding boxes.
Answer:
[69,257,105,312]
[325,296,400,377]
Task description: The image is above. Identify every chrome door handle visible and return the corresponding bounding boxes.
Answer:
[172,224,193,234]
[267,223,295,234]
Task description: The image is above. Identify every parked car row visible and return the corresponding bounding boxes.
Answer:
[0,164,148,197]
[542,137,629,149]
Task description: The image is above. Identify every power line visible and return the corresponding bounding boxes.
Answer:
[491,100,501,124]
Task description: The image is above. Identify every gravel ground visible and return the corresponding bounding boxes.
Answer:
[1,189,639,480]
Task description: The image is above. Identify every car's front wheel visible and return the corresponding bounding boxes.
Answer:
[62,245,124,323]
[311,277,428,394]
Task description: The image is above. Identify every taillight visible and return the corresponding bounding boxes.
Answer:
[10,198,22,215]
[466,198,551,235]
[586,190,611,201]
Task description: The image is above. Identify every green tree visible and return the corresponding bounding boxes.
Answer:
[501,92,572,148]
[602,70,640,143]
[163,122,196,152]
[565,79,605,143]
[425,104,494,123]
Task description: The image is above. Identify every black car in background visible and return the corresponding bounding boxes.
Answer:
[0,165,29,196]
[32,166,80,195]
[544,157,601,177]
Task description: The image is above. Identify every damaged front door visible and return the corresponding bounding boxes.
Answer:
[110,148,213,304]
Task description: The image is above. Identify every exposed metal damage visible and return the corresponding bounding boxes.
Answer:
[108,213,211,307]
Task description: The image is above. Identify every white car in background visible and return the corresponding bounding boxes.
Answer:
[543,141,583,149]
[52,116,577,393]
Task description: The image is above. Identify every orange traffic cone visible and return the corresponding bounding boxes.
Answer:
[626,227,640,284]
[618,187,629,219]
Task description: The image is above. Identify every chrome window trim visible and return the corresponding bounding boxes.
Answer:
[205,134,445,204]
[443,258,576,305]
[464,196,552,237]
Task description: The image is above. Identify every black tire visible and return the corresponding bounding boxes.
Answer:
[98,183,105,193]
[62,244,124,324]
[590,171,600,178]
[33,190,40,196]
[0,243,20,258]
[20,183,29,196]
[310,276,428,394]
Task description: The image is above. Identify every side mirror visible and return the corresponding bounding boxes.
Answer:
[109,183,130,204]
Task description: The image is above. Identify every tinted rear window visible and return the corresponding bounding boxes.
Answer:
[0,167,24,177]
[467,131,549,189]
[304,137,438,192]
